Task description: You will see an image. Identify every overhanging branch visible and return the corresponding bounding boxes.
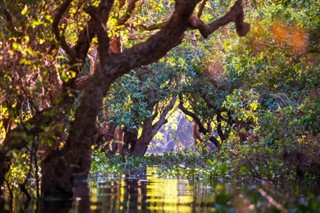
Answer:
[117,0,140,26]
[178,95,220,147]
[105,0,199,78]
[104,0,250,80]
[84,1,114,64]
[52,0,76,59]
[152,96,177,136]
[189,0,250,38]
[197,0,208,18]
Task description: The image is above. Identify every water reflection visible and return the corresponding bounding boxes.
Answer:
[84,167,215,212]
[3,166,320,212]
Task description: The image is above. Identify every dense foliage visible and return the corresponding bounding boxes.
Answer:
[0,0,320,212]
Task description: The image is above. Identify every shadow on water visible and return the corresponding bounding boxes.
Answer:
[2,166,320,212]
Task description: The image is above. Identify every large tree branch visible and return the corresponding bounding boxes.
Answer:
[52,0,77,59]
[133,96,176,156]
[53,0,114,70]
[178,95,220,148]
[189,0,250,38]
[197,0,208,18]
[178,96,206,135]
[117,0,139,26]
[103,0,249,80]
[73,1,114,64]
[151,96,177,136]
[84,1,114,65]
[104,0,199,78]
[216,111,227,141]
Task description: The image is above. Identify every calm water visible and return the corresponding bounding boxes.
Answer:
[73,167,218,213]
[3,166,320,212]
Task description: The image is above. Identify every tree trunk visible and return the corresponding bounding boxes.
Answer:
[41,67,111,198]
[0,0,249,199]
[122,128,138,155]
[0,105,69,199]
[132,96,176,156]
[132,119,153,156]
[179,96,220,149]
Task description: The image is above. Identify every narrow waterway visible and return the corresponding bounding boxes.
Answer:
[4,166,320,212]
[85,167,218,212]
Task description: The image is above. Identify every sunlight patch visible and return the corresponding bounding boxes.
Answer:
[290,26,308,54]
[271,21,288,45]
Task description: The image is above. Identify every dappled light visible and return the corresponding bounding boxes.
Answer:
[290,26,308,54]
[271,20,288,45]
[271,20,308,54]
[76,167,216,212]
[1,0,320,212]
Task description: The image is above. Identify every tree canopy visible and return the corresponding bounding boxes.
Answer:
[0,0,320,207]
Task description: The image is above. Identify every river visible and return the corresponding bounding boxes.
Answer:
[3,166,320,212]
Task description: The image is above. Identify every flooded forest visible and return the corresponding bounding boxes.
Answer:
[1,0,320,212]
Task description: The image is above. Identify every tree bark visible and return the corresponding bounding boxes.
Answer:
[39,0,249,197]
[1,0,250,199]
[179,95,220,149]
[41,67,111,198]
[133,96,176,156]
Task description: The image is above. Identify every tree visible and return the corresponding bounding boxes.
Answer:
[0,0,250,199]
[99,66,178,156]
[223,0,320,147]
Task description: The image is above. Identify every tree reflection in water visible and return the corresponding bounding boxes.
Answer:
[83,166,216,212]
[3,166,320,212]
